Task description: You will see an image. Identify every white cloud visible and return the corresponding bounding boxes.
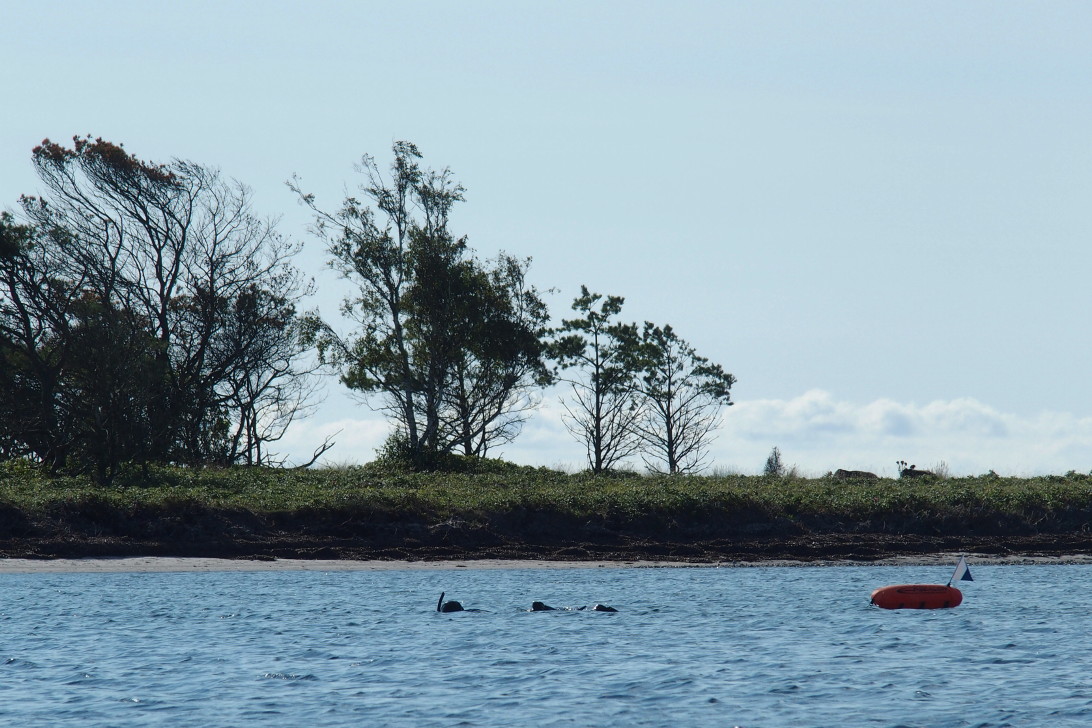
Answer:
[716,390,1092,477]
[276,389,1092,477]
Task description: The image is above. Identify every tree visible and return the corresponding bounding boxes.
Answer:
[292,142,550,465]
[217,284,327,466]
[58,297,163,483]
[0,216,165,479]
[635,323,735,474]
[764,446,785,477]
[550,287,643,473]
[0,213,76,469]
[1,137,318,478]
[439,254,552,456]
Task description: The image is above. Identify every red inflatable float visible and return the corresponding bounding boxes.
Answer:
[871,557,973,609]
[870,584,963,610]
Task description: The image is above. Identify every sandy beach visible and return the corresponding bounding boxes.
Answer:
[4,553,1092,574]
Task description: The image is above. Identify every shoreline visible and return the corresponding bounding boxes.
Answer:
[4,552,1092,574]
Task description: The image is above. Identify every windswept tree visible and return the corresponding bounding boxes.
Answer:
[57,298,164,483]
[0,137,318,479]
[549,287,643,473]
[292,141,550,465]
[439,254,552,456]
[633,323,735,474]
[216,283,327,466]
[0,213,79,469]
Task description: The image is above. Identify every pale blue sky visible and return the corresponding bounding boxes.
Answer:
[4,2,1092,474]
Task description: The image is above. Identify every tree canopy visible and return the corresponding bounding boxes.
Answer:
[0,137,317,480]
[635,323,735,474]
[2,136,743,479]
[550,287,643,473]
[550,289,735,474]
[292,142,551,467]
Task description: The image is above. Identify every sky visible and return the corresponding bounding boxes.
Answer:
[3,1,1092,476]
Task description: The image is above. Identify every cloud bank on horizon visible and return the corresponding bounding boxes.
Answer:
[277,390,1091,477]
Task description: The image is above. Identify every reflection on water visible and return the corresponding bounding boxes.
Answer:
[1,563,1091,727]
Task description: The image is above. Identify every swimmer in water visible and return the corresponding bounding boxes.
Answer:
[437,592,463,612]
[436,592,485,613]
[529,601,617,612]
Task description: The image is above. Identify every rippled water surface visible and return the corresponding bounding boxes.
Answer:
[2,562,1090,727]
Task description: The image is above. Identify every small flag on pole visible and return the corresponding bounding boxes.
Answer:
[948,556,973,586]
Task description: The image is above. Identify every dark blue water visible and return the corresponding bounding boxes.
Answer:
[1,563,1089,727]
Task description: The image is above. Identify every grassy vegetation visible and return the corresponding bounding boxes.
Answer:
[3,459,1092,537]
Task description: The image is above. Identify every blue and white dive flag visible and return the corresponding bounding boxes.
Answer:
[949,556,973,586]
